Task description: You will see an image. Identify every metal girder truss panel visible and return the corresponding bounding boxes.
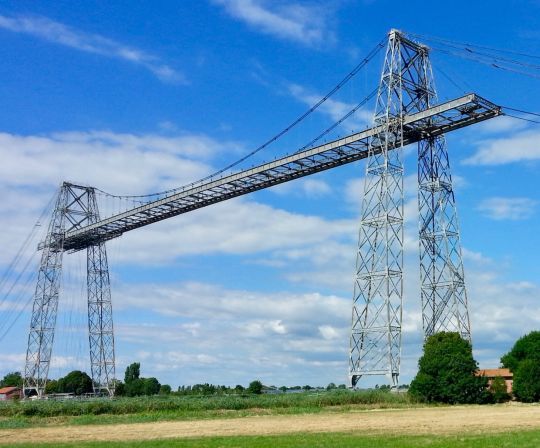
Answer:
[24,183,115,397]
[57,94,500,253]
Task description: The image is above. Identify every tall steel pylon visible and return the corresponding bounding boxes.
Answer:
[348,30,471,387]
[23,183,116,397]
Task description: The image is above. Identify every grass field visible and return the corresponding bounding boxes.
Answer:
[1,394,539,447]
[1,403,540,446]
[0,390,420,428]
[4,429,540,447]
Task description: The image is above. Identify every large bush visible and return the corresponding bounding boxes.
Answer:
[409,332,488,404]
[501,331,540,402]
[501,331,540,372]
[513,359,540,402]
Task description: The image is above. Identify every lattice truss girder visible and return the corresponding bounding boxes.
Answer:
[24,183,116,397]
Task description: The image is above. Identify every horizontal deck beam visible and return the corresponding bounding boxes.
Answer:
[59,93,501,251]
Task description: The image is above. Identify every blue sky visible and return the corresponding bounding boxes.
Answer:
[0,0,540,389]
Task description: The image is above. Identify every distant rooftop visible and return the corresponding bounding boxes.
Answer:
[476,368,513,378]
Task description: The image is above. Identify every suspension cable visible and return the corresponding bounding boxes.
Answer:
[407,32,540,61]
[95,37,387,200]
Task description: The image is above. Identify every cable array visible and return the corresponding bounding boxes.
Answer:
[94,38,386,201]
[407,32,540,80]
[406,32,540,125]
[0,192,57,342]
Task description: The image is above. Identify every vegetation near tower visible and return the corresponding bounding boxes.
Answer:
[501,331,540,372]
[0,372,23,388]
[409,332,488,404]
[502,331,540,402]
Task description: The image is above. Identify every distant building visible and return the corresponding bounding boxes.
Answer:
[476,368,513,394]
[0,386,22,400]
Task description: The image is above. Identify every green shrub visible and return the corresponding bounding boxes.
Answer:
[501,331,540,372]
[409,332,488,404]
[513,359,540,403]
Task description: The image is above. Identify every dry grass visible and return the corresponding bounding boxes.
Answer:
[0,402,539,445]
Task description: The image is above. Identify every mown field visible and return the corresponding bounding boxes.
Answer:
[2,393,540,447]
[0,390,419,428]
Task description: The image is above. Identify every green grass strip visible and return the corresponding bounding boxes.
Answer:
[4,429,540,447]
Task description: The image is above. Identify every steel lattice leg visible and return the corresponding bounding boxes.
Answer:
[87,242,116,396]
[23,189,67,398]
[418,136,471,340]
[413,40,472,341]
[349,30,405,387]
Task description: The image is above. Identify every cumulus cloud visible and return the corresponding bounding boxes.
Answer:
[212,0,335,46]
[464,129,540,165]
[478,197,537,221]
[0,14,185,83]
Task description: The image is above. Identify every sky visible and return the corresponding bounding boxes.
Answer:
[0,0,540,389]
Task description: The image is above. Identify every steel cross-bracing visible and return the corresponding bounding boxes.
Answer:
[23,30,504,396]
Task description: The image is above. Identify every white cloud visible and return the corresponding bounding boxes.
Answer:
[213,0,335,46]
[464,129,540,165]
[270,177,331,197]
[288,83,372,131]
[474,115,529,135]
[0,130,238,193]
[0,15,185,83]
[478,197,537,220]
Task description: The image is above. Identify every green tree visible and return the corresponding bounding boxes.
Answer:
[124,362,140,384]
[159,384,172,395]
[45,379,59,394]
[326,382,337,391]
[113,380,126,396]
[489,376,510,403]
[143,377,161,396]
[0,371,22,388]
[409,332,488,404]
[248,380,263,394]
[501,331,540,372]
[513,359,540,402]
[125,378,146,397]
[57,370,93,395]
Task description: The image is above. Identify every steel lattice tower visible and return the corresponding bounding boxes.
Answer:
[23,183,116,397]
[348,30,472,387]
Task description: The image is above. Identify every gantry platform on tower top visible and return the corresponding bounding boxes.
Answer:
[56,93,500,252]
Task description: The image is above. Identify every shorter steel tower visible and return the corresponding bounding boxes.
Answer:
[23,183,116,398]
